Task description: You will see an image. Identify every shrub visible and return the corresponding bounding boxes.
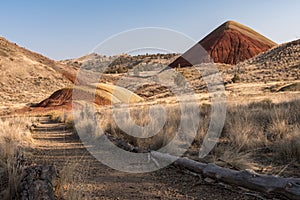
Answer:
[0,117,33,198]
[231,73,240,83]
[273,126,300,162]
[174,73,186,87]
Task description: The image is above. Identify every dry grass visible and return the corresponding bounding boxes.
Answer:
[0,117,34,198]
[90,103,205,152]
[73,104,180,150]
[212,147,258,170]
[216,99,300,171]
[54,160,83,200]
[274,126,300,162]
[49,111,74,129]
[55,98,300,175]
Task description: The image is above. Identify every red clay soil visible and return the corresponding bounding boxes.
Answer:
[33,88,111,108]
[35,88,74,107]
[12,88,111,115]
[170,21,277,67]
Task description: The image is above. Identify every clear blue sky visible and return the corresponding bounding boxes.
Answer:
[1,0,299,60]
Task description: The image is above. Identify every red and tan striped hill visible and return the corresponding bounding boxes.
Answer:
[170,21,276,67]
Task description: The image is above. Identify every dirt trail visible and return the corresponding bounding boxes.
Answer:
[30,116,261,200]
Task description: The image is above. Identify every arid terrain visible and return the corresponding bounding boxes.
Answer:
[0,20,299,200]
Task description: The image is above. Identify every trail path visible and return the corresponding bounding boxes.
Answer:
[31,116,260,200]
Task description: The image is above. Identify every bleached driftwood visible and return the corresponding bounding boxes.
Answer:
[151,151,300,200]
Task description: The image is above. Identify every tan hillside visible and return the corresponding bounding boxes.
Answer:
[0,36,74,110]
[225,39,300,83]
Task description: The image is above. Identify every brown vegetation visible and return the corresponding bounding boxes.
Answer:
[67,98,300,178]
[0,117,33,199]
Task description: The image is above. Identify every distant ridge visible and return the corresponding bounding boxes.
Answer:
[170,20,277,67]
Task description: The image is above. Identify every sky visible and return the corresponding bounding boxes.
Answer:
[1,0,299,60]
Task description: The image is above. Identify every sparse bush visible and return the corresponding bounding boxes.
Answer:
[54,98,300,176]
[133,67,140,76]
[49,111,74,129]
[174,73,186,87]
[224,108,266,150]
[231,73,240,83]
[54,160,83,200]
[212,147,258,170]
[273,126,300,162]
[248,98,273,109]
[211,99,300,171]
[266,118,289,141]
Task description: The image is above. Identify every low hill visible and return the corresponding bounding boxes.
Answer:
[34,83,143,108]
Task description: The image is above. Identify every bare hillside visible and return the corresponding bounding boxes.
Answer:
[225,39,300,83]
[0,37,72,110]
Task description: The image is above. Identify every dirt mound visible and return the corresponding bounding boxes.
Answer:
[35,88,73,107]
[170,21,276,67]
[35,83,143,108]
[35,88,111,107]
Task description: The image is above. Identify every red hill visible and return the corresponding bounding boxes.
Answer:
[170,21,277,67]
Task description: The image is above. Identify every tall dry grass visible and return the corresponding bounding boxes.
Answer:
[49,111,74,129]
[59,98,300,173]
[91,103,206,152]
[217,99,300,170]
[54,160,84,200]
[0,117,34,198]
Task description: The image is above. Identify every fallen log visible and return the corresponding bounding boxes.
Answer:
[151,151,300,200]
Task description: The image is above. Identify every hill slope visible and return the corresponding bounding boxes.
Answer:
[225,39,300,82]
[0,37,73,108]
[170,21,276,67]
